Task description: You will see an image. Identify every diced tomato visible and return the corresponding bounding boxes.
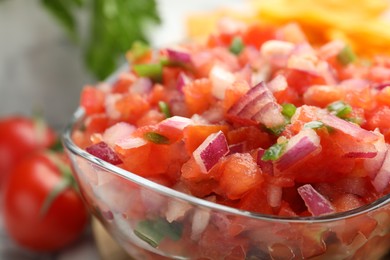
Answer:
[183,124,229,153]
[80,86,106,115]
[280,68,327,96]
[183,78,215,115]
[217,153,264,200]
[242,23,276,49]
[366,106,390,142]
[223,80,251,112]
[344,86,375,110]
[112,72,136,93]
[162,67,183,89]
[303,85,346,108]
[227,126,274,151]
[376,86,390,107]
[238,185,273,214]
[136,109,165,127]
[115,93,150,124]
[85,114,110,135]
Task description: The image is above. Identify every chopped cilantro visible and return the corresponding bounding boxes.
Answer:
[144,132,169,144]
[337,45,357,66]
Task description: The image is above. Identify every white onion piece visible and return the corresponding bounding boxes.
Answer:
[261,40,295,67]
[322,114,379,143]
[158,116,193,131]
[166,48,192,63]
[267,74,288,93]
[115,137,147,149]
[298,184,335,216]
[209,65,236,99]
[371,146,390,192]
[287,53,318,75]
[364,133,388,179]
[193,131,229,173]
[103,122,136,148]
[191,209,211,241]
[276,128,321,171]
[267,184,282,208]
[130,77,153,95]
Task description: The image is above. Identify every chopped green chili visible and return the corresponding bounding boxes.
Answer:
[133,63,163,82]
[337,45,357,66]
[144,132,170,144]
[282,103,297,119]
[229,36,244,55]
[158,101,172,118]
[261,142,287,161]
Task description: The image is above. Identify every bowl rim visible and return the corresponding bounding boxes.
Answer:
[62,65,390,224]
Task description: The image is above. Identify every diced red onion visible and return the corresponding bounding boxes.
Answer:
[193,131,229,173]
[267,184,282,208]
[340,78,369,90]
[364,133,388,179]
[373,83,390,90]
[166,48,192,63]
[317,60,338,85]
[322,114,379,143]
[228,142,244,155]
[371,146,390,192]
[228,82,268,116]
[103,122,136,148]
[267,74,288,93]
[86,142,123,165]
[276,128,321,171]
[297,184,335,216]
[209,65,236,99]
[227,82,285,128]
[257,148,274,175]
[177,72,191,92]
[158,116,193,131]
[115,137,147,149]
[253,102,286,128]
[130,77,153,95]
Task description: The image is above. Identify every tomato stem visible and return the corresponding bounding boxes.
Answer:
[40,153,77,217]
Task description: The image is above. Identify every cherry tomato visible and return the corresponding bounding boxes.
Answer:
[3,151,89,252]
[0,116,57,186]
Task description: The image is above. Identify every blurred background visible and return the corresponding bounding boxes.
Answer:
[0,0,243,259]
[0,0,242,130]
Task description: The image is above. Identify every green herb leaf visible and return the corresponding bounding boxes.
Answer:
[337,45,357,66]
[282,103,297,119]
[262,142,287,161]
[158,101,171,118]
[41,0,161,80]
[144,132,169,144]
[304,120,324,129]
[229,36,244,55]
[41,0,80,40]
[327,101,352,118]
[134,218,182,248]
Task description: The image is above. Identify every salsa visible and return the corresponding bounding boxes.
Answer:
[74,19,390,219]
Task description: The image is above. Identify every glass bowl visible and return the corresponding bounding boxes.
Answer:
[62,106,390,260]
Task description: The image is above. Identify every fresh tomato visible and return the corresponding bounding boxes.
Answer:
[3,151,89,252]
[0,116,57,186]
